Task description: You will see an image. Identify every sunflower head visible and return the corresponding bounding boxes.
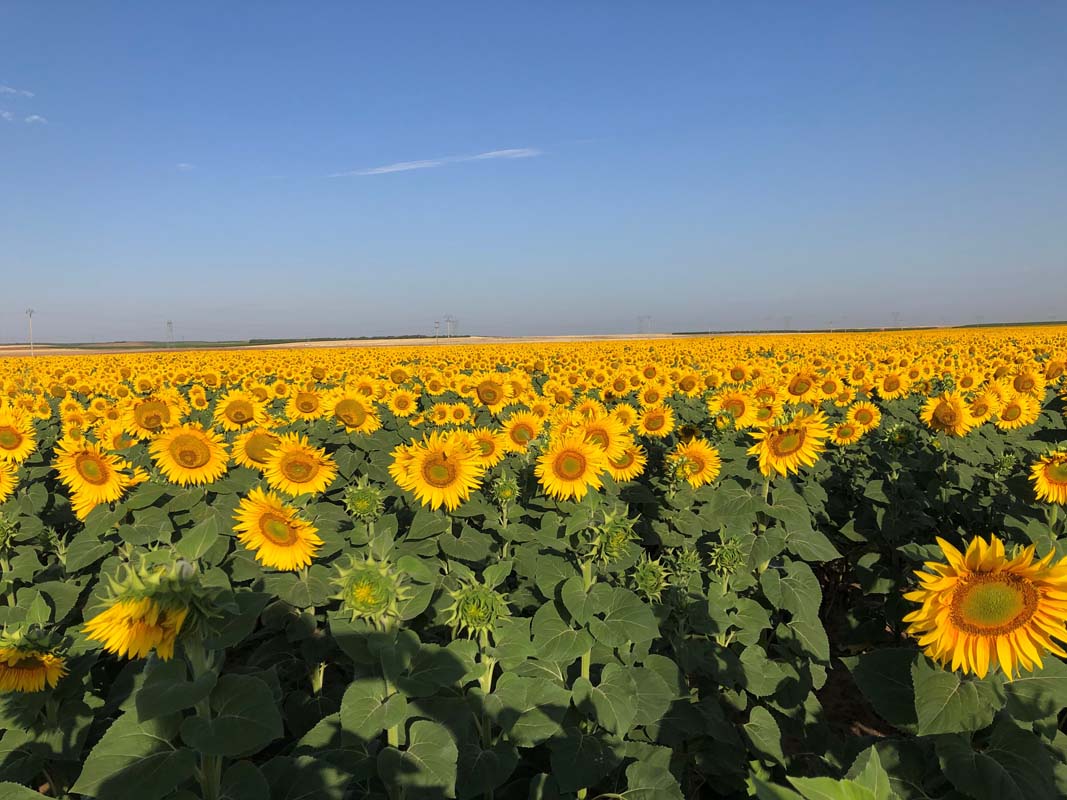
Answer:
[490,473,520,507]
[333,555,409,628]
[586,506,638,564]
[0,626,68,694]
[342,478,386,523]
[707,538,747,578]
[631,555,670,603]
[904,534,1067,678]
[445,579,510,640]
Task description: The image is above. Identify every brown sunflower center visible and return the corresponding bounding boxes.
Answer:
[244,432,279,464]
[1001,403,1022,421]
[837,424,856,439]
[260,514,298,546]
[730,368,746,381]
[554,450,587,480]
[789,378,811,395]
[476,381,502,405]
[170,434,211,469]
[10,656,45,671]
[75,453,110,485]
[422,454,457,488]
[587,429,608,448]
[855,409,874,425]
[770,429,805,457]
[951,573,1037,635]
[510,424,534,444]
[0,427,22,450]
[611,450,636,469]
[280,454,318,483]
[295,393,319,414]
[225,400,254,424]
[644,413,665,431]
[724,399,745,418]
[1013,375,1035,393]
[334,398,367,427]
[1045,461,1067,485]
[883,376,901,392]
[933,402,960,426]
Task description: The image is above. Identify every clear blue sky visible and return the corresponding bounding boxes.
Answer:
[2,3,1065,342]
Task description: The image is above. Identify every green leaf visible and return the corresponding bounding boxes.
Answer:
[744,706,784,765]
[220,761,272,800]
[376,720,458,799]
[294,714,374,778]
[70,712,196,800]
[844,648,918,729]
[0,782,63,800]
[548,728,624,793]
[787,777,878,800]
[456,741,518,800]
[623,754,685,799]
[530,602,593,664]
[176,513,222,561]
[486,674,571,746]
[180,674,283,757]
[936,718,1057,800]
[572,665,638,735]
[912,657,1005,735]
[1004,657,1067,722]
[847,747,892,800]
[588,587,659,647]
[136,658,217,721]
[339,677,407,739]
[630,665,676,727]
[260,755,352,800]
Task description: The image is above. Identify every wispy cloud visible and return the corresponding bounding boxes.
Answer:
[331,147,542,177]
[176,162,195,171]
[24,114,47,124]
[0,110,13,122]
[0,84,34,98]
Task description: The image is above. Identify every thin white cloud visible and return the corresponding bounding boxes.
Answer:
[0,85,34,98]
[176,162,195,171]
[332,147,541,177]
[24,115,47,124]
[0,110,13,122]
[468,148,541,160]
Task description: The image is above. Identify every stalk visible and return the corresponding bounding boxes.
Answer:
[186,640,222,800]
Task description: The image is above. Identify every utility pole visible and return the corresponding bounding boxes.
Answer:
[25,309,34,357]
[434,320,440,345]
[166,320,174,347]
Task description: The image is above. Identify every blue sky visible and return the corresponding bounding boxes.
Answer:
[2,3,1066,342]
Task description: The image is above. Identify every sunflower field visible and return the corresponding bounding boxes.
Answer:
[0,328,1066,800]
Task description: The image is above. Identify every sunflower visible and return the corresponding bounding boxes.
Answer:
[502,412,544,452]
[636,405,675,439]
[285,390,325,422]
[0,647,66,693]
[876,372,909,401]
[903,534,1067,678]
[83,596,189,661]
[668,439,721,488]
[232,427,281,470]
[846,401,882,433]
[233,487,323,571]
[0,461,16,504]
[388,389,419,418]
[747,411,830,477]
[263,433,338,496]
[53,438,133,519]
[213,390,267,432]
[709,391,758,429]
[580,415,629,460]
[536,436,608,501]
[395,432,483,511]
[968,389,1001,424]
[0,410,36,464]
[472,375,513,413]
[920,392,977,437]
[605,441,647,482]
[830,421,863,446]
[994,392,1040,431]
[326,391,381,434]
[149,424,229,486]
[467,428,508,468]
[784,371,818,404]
[1031,451,1067,505]
[123,395,178,439]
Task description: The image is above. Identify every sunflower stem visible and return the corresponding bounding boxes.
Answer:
[185,640,222,800]
[478,630,496,750]
[580,560,594,682]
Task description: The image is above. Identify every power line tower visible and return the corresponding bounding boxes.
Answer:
[25,309,34,357]
[434,320,440,344]
[638,315,653,334]
[444,315,457,338]
[891,311,901,329]
[166,320,174,347]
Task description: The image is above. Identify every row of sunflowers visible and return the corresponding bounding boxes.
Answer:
[0,328,1065,799]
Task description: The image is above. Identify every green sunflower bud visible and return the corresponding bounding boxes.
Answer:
[490,473,519,507]
[707,539,746,578]
[631,555,670,602]
[668,546,704,586]
[342,478,385,522]
[332,555,409,629]
[445,579,509,640]
[589,506,638,563]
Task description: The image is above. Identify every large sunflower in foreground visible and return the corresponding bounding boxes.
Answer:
[920,392,977,437]
[327,390,382,434]
[0,461,16,504]
[605,441,647,482]
[747,411,830,478]
[213,390,268,432]
[904,534,1067,678]
[668,439,722,488]
[53,438,133,519]
[263,433,338,496]
[402,432,484,511]
[1031,451,1067,505]
[84,596,189,661]
[0,646,66,693]
[0,410,36,464]
[233,487,323,571]
[149,424,229,486]
[536,436,608,501]
[232,427,281,470]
